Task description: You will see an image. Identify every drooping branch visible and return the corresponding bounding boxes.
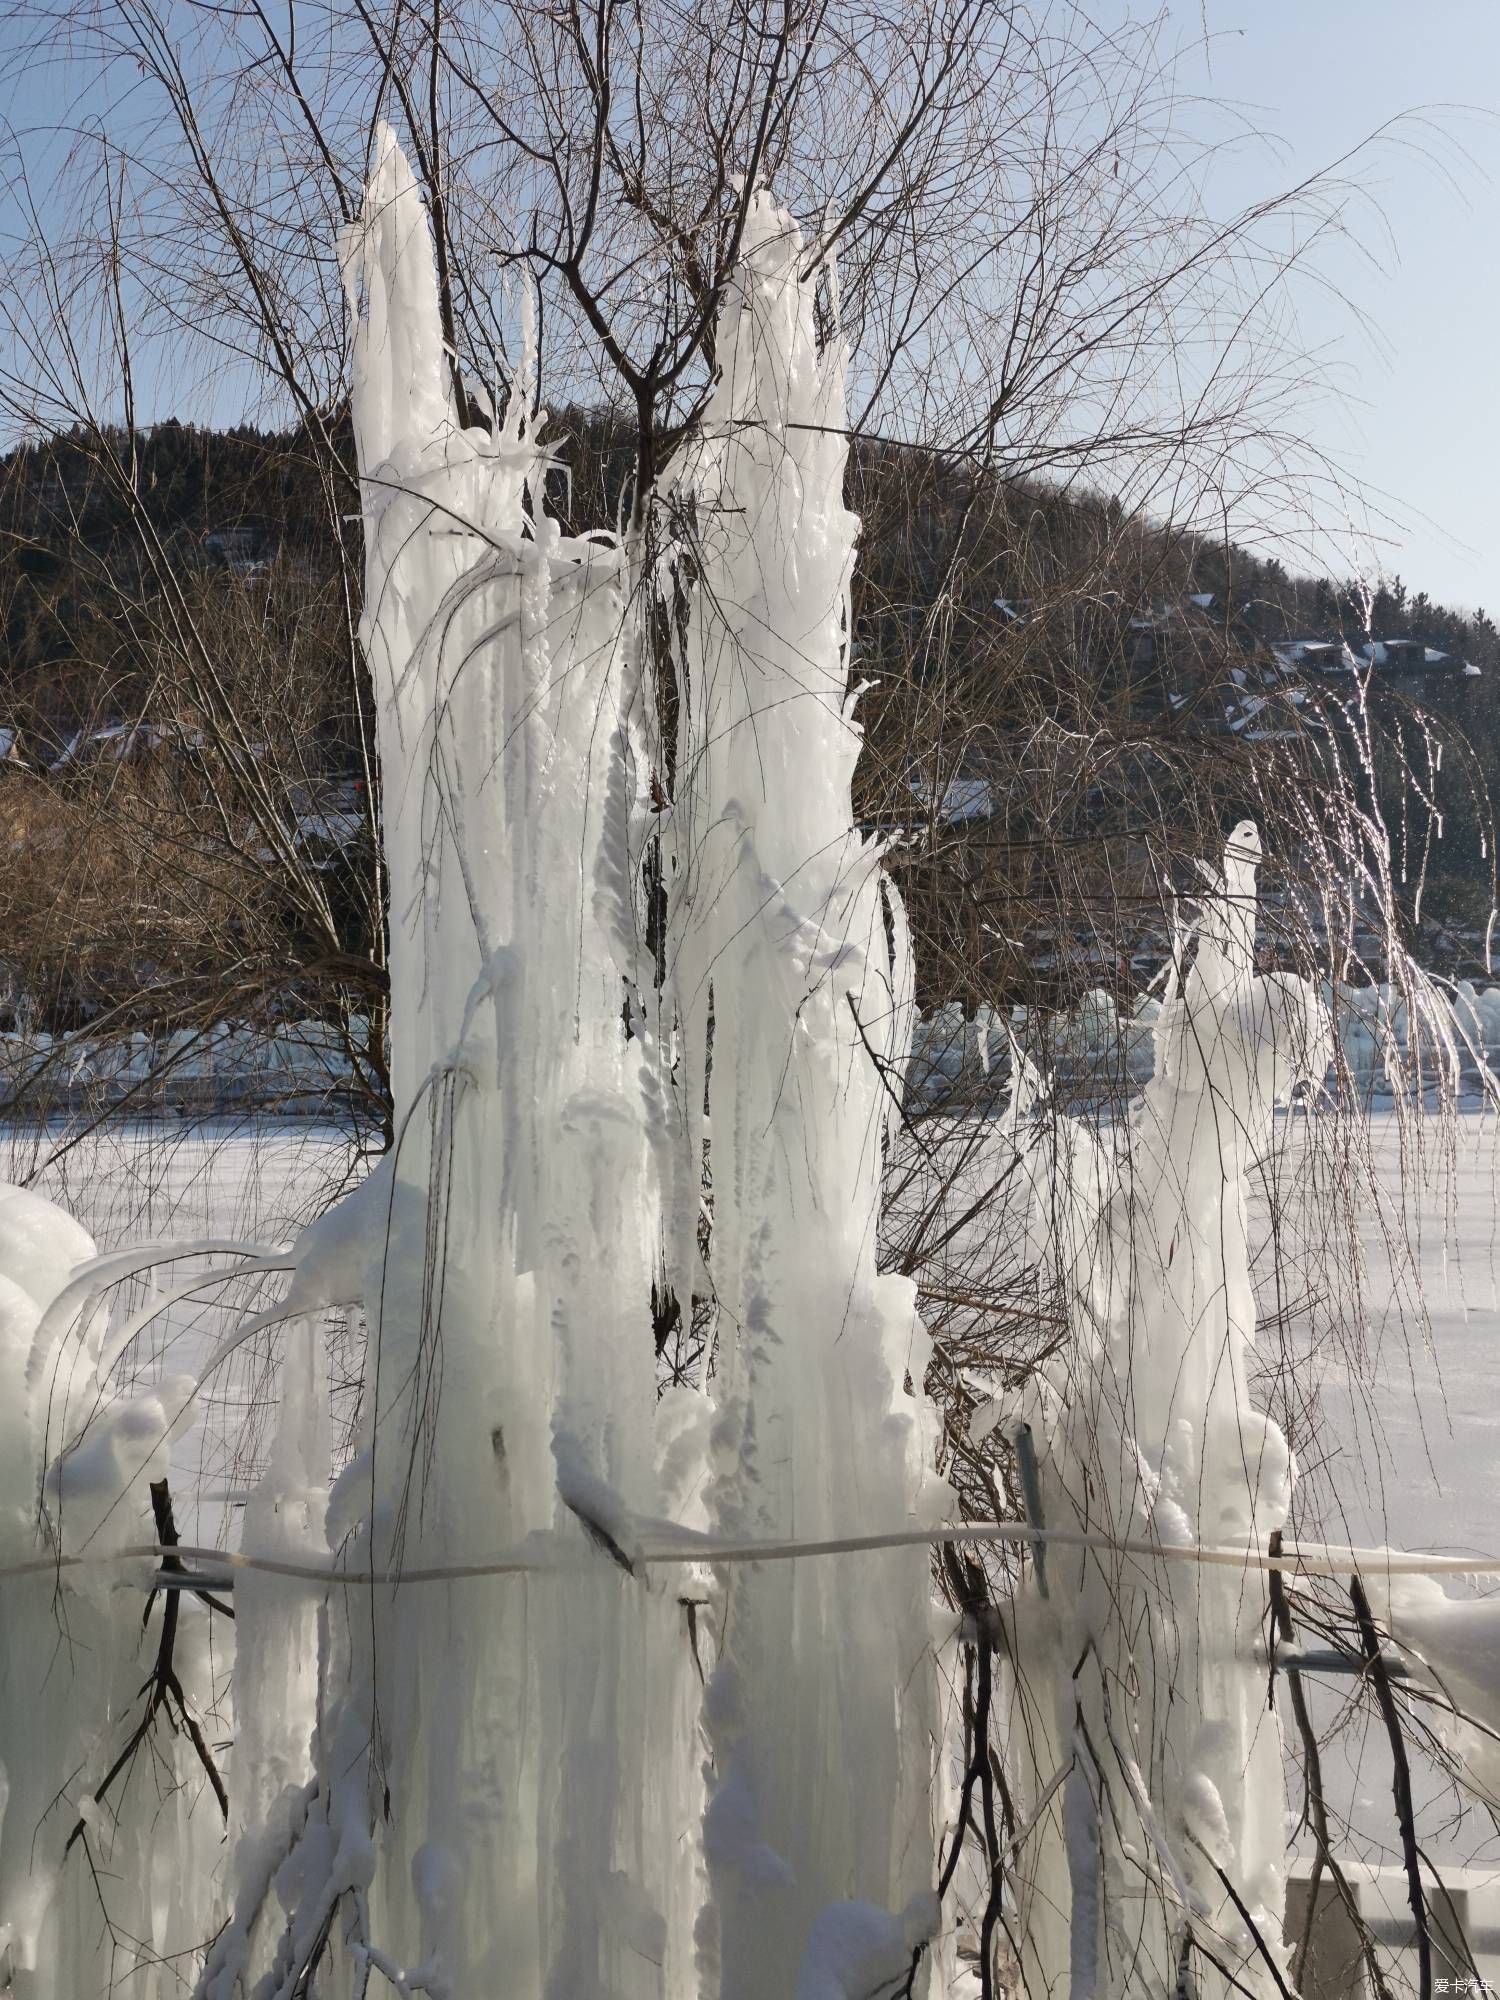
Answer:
[66,1480,228,1857]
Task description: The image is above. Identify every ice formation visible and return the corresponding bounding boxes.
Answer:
[907,969,1486,1109]
[208,125,707,1997]
[204,133,936,1997]
[1381,1576,1500,1807]
[0,122,1445,2000]
[998,824,1330,1997]
[658,192,944,1996]
[0,1186,223,1992]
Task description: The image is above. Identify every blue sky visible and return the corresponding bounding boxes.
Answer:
[2,0,1497,613]
[1155,0,1500,612]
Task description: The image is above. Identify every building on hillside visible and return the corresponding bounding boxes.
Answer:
[1360,637,1480,676]
[1270,637,1362,674]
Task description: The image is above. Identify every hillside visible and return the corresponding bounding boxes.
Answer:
[0,414,1494,1073]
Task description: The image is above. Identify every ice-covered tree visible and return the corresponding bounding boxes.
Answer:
[0,124,1375,2000]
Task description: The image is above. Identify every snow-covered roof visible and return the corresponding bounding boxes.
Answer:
[294,810,366,855]
[1360,638,1457,670]
[1270,638,1359,673]
[1226,693,1270,732]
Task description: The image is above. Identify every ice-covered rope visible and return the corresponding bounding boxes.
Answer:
[4,1523,1499,1586]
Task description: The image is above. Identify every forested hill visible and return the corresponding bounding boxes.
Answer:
[4,412,1497,672]
[5,414,1496,677]
[1,414,1496,968]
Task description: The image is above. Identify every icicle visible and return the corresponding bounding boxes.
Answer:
[661,190,946,1997]
[1005,823,1329,1999]
[193,128,704,2000]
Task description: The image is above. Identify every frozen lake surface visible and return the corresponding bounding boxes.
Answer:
[11,1107,1493,1558]
[1267,1107,1500,1564]
[1260,1108,1500,1918]
[0,1117,361,1250]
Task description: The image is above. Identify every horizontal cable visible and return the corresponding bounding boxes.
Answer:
[2,1520,1497,1590]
